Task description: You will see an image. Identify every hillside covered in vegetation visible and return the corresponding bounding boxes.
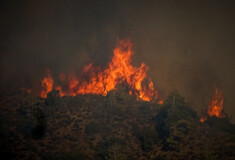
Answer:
[0,88,234,160]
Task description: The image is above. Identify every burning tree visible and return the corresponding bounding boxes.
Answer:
[40,70,54,99]
[200,88,226,122]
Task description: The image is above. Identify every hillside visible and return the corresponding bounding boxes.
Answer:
[0,89,234,160]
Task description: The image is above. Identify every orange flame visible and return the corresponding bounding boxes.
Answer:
[40,70,54,98]
[200,117,207,123]
[200,88,225,122]
[208,88,225,118]
[40,39,158,101]
[158,100,164,105]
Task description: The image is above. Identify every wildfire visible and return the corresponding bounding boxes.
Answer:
[40,70,54,98]
[40,39,158,101]
[200,88,225,122]
[208,88,225,118]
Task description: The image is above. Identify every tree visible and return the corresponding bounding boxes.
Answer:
[137,127,159,152]
[154,91,196,150]
[32,108,46,139]
[45,90,60,106]
[105,144,126,160]
[166,119,190,149]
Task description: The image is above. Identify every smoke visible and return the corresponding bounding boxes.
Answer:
[0,0,235,121]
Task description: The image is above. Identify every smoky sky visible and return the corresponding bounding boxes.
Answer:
[0,0,235,121]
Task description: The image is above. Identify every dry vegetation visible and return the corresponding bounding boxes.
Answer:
[0,89,234,160]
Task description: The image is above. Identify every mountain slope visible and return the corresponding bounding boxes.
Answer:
[0,89,234,160]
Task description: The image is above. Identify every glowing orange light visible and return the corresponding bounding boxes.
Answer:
[208,88,225,118]
[200,117,207,123]
[200,88,225,123]
[40,70,54,98]
[158,100,164,105]
[40,39,158,101]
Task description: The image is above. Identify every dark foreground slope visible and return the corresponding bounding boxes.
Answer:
[0,89,234,160]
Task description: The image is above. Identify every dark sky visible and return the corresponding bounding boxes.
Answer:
[1,0,235,121]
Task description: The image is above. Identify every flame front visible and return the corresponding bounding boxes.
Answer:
[40,39,158,101]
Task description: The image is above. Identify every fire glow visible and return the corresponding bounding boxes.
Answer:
[200,88,225,122]
[40,70,54,99]
[40,39,158,101]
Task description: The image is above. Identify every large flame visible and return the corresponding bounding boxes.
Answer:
[200,88,225,122]
[40,39,158,101]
